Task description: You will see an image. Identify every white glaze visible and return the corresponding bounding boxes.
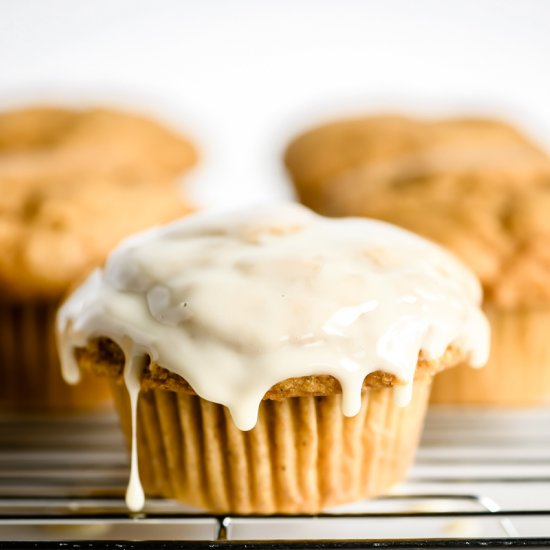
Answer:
[56,203,489,511]
[58,203,489,427]
[123,348,146,512]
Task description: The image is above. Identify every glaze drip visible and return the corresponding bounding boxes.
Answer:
[123,347,146,512]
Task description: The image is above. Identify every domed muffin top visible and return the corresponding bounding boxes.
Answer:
[58,204,489,430]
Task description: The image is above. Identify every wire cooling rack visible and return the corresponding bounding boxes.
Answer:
[0,407,549,549]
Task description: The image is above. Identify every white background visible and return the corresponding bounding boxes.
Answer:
[1,0,549,207]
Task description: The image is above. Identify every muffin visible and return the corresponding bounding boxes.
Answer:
[285,116,550,406]
[0,106,196,410]
[57,204,489,513]
[0,106,197,182]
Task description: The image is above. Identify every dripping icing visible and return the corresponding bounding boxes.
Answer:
[123,349,146,512]
[56,203,491,512]
[393,380,414,407]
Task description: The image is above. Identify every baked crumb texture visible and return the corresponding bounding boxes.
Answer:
[285,116,550,309]
[76,337,467,398]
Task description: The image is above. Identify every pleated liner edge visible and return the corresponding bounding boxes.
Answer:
[111,377,431,514]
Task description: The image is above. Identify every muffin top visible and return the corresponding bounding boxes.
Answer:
[285,116,550,309]
[0,106,197,182]
[57,204,489,430]
[0,106,197,301]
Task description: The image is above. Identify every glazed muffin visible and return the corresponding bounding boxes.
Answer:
[285,116,550,406]
[0,106,196,411]
[57,204,489,513]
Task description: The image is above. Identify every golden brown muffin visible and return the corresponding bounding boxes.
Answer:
[0,106,197,411]
[75,338,466,513]
[285,116,550,406]
[0,106,197,181]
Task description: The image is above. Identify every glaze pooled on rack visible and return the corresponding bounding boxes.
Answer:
[57,203,489,510]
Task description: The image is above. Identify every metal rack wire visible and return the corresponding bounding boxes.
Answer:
[0,407,549,548]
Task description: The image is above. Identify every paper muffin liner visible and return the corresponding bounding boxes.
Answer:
[0,301,111,410]
[111,377,431,514]
[431,306,550,406]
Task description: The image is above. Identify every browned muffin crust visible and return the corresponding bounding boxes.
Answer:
[285,116,548,209]
[284,115,545,203]
[75,337,466,400]
[285,115,422,209]
[0,106,197,181]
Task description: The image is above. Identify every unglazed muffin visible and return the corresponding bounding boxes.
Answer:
[57,204,489,513]
[0,106,196,410]
[285,116,550,406]
[0,106,197,182]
